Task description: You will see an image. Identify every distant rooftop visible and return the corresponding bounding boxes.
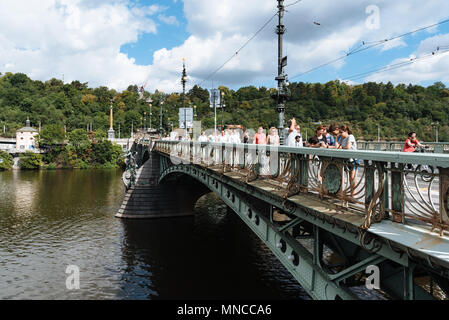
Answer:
[17,119,38,133]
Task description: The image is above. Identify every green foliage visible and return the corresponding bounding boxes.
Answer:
[19,151,42,170]
[0,72,448,143]
[0,150,13,170]
[38,124,65,146]
[68,129,91,158]
[91,140,122,165]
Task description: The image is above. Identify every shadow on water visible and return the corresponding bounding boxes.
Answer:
[119,193,309,300]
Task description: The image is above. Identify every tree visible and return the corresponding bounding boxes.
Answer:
[188,85,209,103]
[91,140,114,164]
[19,152,42,169]
[68,129,91,157]
[0,150,13,170]
[38,124,65,146]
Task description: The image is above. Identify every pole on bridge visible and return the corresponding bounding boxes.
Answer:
[181,58,188,139]
[160,100,164,134]
[213,85,217,136]
[274,0,289,145]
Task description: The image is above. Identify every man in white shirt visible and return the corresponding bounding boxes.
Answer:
[286,118,302,147]
[231,129,241,144]
[198,132,208,142]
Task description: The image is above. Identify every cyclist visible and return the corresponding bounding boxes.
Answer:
[403,132,425,152]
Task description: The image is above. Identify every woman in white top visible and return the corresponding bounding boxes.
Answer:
[267,127,280,145]
[337,125,358,195]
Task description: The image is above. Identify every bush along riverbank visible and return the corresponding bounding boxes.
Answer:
[2,130,125,171]
[0,150,13,170]
[40,136,125,170]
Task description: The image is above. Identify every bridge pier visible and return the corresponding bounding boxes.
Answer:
[116,151,209,219]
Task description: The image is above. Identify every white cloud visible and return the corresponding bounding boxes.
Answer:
[2,0,449,92]
[365,33,449,84]
[0,0,158,89]
[147,0,449,92]
[158,14,180,26]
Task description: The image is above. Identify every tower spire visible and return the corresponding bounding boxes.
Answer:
[108,98,115,139]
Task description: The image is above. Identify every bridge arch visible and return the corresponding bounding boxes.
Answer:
[158,165,218,212]
[158,163,355,300]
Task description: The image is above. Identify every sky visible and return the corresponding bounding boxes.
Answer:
[1,0,449,93]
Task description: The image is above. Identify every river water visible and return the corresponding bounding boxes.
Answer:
[0,169,308,300]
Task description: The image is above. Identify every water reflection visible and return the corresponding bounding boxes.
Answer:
[0,170,307,300]
[120,195,308,300]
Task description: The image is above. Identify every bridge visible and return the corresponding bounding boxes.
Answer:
[117,138,449,300]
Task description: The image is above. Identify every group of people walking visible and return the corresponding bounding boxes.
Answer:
[169,120,426,156]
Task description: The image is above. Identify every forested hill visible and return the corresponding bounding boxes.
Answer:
[0,72,448,142]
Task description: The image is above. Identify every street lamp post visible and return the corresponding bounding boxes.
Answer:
[160,100,164,134]
[271,0,289,145]
[146,97,153,131]
[144,112,146,132]
[181,58,188,138]
[221,91,225,130]
[213,89,217,135]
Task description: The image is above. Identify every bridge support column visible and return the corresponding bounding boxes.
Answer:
[117,150,209,219]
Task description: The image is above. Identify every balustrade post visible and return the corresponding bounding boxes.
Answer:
[365,160,375,211]
[391,163,405,223]
[299,154,309,191]
[383,162,390,218]
[440,168,449,235]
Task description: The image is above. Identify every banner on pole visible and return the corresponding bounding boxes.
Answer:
[179,108,193,128]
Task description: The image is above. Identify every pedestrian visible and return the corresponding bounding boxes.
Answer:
[327,124,339,149]
[308,125,328,148]
[338,125,358,195]
[286,118,302,147]
[254,127,267,145]
[243,131,250,144]
[267,127,280,145]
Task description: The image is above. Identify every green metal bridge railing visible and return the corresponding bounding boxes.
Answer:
[153,140,449,236]
[358,141,449,154]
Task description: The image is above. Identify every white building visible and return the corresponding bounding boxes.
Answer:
[16,119,38,151]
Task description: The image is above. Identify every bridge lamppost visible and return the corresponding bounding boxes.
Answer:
[144,112,147,132]
[432,122,439,142]
[108,98,115,139]
[221,91,225,130]
[146,97,153,131]
[160,99,164,134]
[194,105,197,121]
[271,0,290,145]
[181,58,188,138]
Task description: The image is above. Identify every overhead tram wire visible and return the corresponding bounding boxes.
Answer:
[285,0,303,8]
[289,17,449,81]
[341,46,449,82]
[196,0,305,88]
[197,12,279,88]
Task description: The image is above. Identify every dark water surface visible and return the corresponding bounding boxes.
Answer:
[0,169,308,300]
